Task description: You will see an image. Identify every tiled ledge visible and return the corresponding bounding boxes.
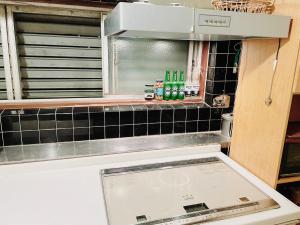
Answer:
[0,132,230,165]
[0,103,232,147]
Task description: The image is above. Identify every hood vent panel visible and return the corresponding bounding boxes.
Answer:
[104,3,291,41]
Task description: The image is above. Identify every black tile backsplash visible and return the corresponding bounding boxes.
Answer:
[74,128,89,141]
[22,130,39,145]
[174,122,185,133]
[20,115,38,131]
[205,40,241,107]
[104,106,120,126]
[186,121,198,133]
[90,126,104,140]
[0,105,226,146]
[105,126,120,139]
[40,129,57,143]
[56,113,73,129]
[148,123,160,136]
[3,132,21,146]
[120,125,134,138]
[1,114,20,132]
[73,113,89,128]
[39,114,56,130]
[134,105,148,124]
[57,128,73,142]
[161,122,173,134]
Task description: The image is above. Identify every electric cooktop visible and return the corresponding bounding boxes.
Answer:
[101,157,279,225]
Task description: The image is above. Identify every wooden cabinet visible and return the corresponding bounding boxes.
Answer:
[230,0,300,188]
[294,57,300,94]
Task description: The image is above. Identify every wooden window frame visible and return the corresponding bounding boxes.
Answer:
[0,5,14,100]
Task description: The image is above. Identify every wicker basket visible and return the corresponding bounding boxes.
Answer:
[211,0,274,14]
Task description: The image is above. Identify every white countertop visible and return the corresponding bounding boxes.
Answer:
[0,144,299,225]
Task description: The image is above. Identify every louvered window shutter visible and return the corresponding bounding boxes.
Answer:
[0,28,6,99]
[15,13,102,99]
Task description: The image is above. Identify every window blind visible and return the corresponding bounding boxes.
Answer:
[0,30,6,100]
[15,13,103,99]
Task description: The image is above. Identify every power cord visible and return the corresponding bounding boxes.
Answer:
[265,38,281,106]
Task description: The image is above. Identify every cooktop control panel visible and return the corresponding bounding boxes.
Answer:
[136,201,276,225]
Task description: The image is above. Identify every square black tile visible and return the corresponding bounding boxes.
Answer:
[210,108,223,120]
[73,113,89,128]
[207,67,226,81]
[174,108,186,122]
[226,68,238,81]
[186,121,198,133]
[20,115,38,131]
[161,123,173,134]
[38,114,56,130]
[105,126,120,139]
[22,130,39,145]
[39,108,56,114]
[148,123,160,135]
[73,107,88,113]
[21,109,39,115]
[227,54,236,67]
[74,128,89,141]
[56,113,73,129]
[225,81,237,94]
[90,112,104,127]
[209,54,228,67]
[56,107,72,114]
[198,121,210,132]
[89,106,103,113]
[120,125,134,138]
[1,115,20,132]
[210,120,221,131]
[210,41,230,53]
[206,80,225,95]
[40,129,57,143]
[186,107,198,121]
[174,122,185,133]
[134,110,147,124]
[3,132,21,146]
[134,124,147,136]
[105,107,120,126]
[120,111,134,125]
[229,40,241,53]
[0,133,3,146]
[161,108,173,123]
[90,126,105,140]
[198,107,210,120]
[148,109,161,124]
[57,129,73,142]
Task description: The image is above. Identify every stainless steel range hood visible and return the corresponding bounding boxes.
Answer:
[104,2,291,41]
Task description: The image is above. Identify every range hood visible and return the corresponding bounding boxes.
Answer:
[104,2,291,41]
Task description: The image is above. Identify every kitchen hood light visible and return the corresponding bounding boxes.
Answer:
[170,3,183,7]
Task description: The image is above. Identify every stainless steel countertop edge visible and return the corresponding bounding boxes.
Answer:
[0,131,230,165]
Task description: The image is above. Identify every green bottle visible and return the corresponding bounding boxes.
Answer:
[163,69,171,101]
[171,70,178,100]
[178,70,185,100]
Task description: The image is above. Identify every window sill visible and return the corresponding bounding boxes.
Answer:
[0,96,204,109]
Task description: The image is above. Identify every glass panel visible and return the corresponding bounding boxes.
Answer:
[108,37,189,96]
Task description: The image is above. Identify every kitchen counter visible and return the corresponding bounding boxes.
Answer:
[0,132,230,165]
